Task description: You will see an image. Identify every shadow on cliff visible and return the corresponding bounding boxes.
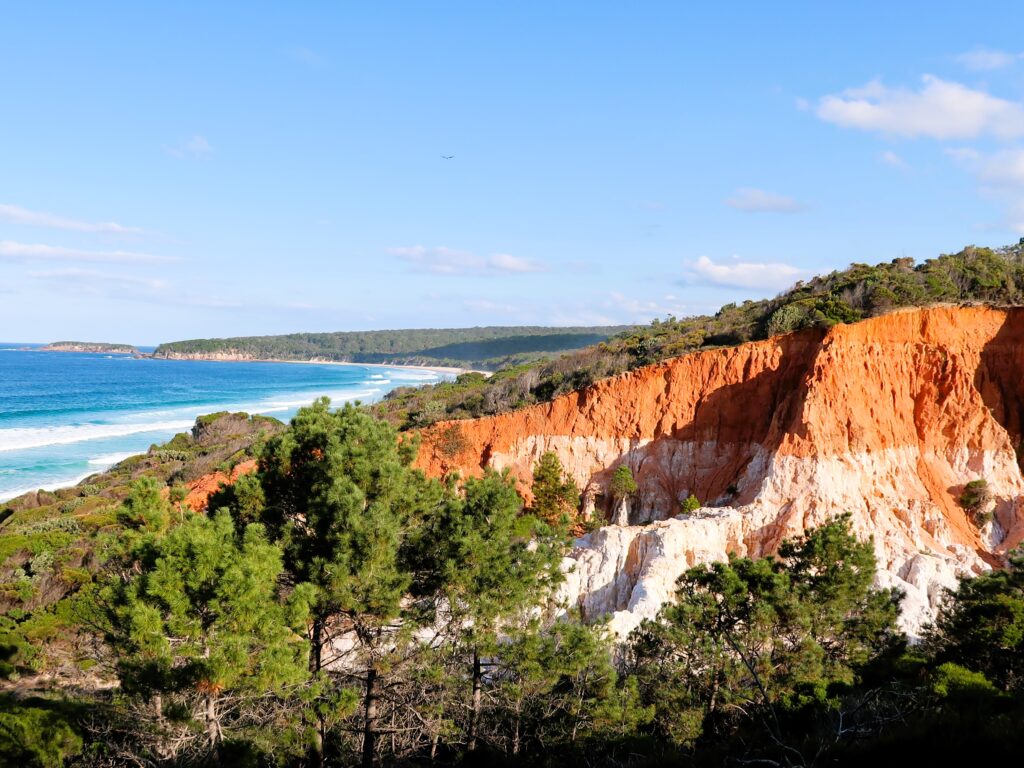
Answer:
[598,328,824,528]
[975,308,1024,474]
[574,329,826,618]
[974,308,1024,549]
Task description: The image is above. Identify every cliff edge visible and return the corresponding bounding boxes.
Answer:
[415,306,1024,636]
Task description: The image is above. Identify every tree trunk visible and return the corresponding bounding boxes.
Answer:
[309,617,325,768]
[362,667,379,768]
[512,705,521,756]
[468,648,482,751]
[205,694,222,763]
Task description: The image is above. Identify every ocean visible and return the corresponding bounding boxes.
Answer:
[0,346,449,501]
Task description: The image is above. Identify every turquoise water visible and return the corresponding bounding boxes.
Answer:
[0,346,447,501]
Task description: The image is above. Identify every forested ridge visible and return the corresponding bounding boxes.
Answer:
[153,326,633,370]
[374,243,1024,428]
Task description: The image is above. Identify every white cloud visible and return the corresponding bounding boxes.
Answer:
[390,245,545,275]
[29,268,168,292]
[0,204,144,234]
[603,292,689,319]
[725,188,806,213]
[880,150,909,169]
[0,241,173,264]
[488,253,544,273]
[815,75,1024,140]
[164,135,214,159]
[956,48,1023,71]
[946,147,1024,231]
[463,298,521,314]
[684,255,803,290]
[984,151,1024,188]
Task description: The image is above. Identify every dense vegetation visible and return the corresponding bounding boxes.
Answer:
[0,412,283,684]
[374,243,1024,428]
[3,401,1024,766]
[153,327,633,370]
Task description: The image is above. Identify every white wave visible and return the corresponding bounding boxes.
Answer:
[255,389,382,412]
[388,371,441,382]
[88,451,136,466]
[0,419,196,453]
[0,471,96,503]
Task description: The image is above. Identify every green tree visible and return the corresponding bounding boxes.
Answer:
[422,469,567,750]
[925,548,1024,692]
[629,517,901,761]
[529,452,580,530]
[116,476,171,533]
[258,398,446,767]
[608,465,638,501]
[489,618,652,757]
[101,510,312,762]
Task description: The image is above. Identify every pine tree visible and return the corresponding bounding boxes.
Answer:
[529,452,580,530]
[925,548,1024,692]
[258,398,446,767]
[422,469,567,750]
[101,510,312,762]
[629,517,901,759]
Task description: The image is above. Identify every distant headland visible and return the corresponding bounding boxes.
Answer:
[39,341,139,354]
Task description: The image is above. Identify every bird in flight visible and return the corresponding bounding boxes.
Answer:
[441,154,454,159]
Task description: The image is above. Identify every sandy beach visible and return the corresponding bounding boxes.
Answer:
[151,353,493,378]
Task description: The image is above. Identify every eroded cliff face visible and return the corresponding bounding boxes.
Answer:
[416,307,1024,636]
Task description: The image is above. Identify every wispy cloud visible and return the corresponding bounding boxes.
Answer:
[683,255,803,290]
[880,150,909,169]
[463,298,521,314]
[164,135,214,159]
[0,240,174,264]
[0,204,144,235]
[956,48,1023,71]
[815,75,1024,140]
[946,147,1024,231]
[603,292,689,319]
[29,268,169,293]
[725,188,806,213]
[390,245,546,275]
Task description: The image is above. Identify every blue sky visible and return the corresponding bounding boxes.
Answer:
[3,1,1024,344]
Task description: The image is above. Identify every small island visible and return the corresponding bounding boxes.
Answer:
[40,341,139,355]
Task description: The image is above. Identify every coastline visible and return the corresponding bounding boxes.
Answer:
[0,356,488,502]
[150,354,492,377]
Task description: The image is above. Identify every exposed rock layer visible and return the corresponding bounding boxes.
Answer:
[416,307,1024,636]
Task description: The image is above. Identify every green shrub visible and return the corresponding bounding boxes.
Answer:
[0,695,84,767]
[609,465,638,499]
[959,479,991,525]
[680,494,701,514]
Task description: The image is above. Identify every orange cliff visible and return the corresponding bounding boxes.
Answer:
[415,306,1024,636]
[171,460,259,513]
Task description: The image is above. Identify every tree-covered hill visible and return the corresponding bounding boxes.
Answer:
[373,243,1024,428]
[153,326,634,369]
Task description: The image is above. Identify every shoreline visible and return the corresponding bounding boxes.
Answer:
[0,358,487,502]
[149,354,492,377]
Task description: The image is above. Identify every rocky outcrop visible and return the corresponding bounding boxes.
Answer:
[416,307,1024,636]
[41,341,138,354]
[180,459,258,512]
[151,349,259,362]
